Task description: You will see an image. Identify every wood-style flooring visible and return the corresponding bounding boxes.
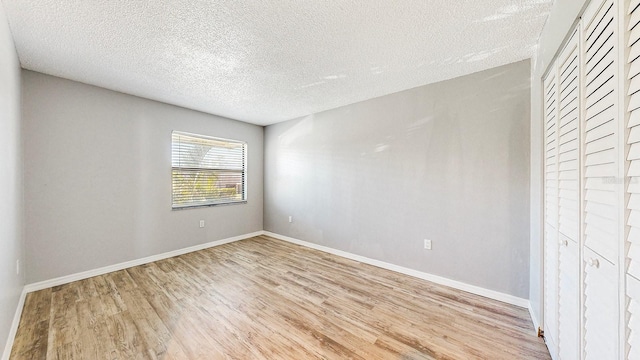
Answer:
[10,235,550,359]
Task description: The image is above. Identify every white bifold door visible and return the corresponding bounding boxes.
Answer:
[542,0,622,359]
[627,0,640,357]
[543,59,560,360]
[581,0,620,359]
[557,30,581,360]
[543,29,582,360]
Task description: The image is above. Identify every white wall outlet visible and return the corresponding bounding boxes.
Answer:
[199,220,205,228]
[16,259,20,275]
[288,216,293,223]
[424,239,432,250]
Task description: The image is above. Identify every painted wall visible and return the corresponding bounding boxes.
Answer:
[529,0,589,327]
[0,2,24,357]
[264,60,531,298]
[22,71,264,283]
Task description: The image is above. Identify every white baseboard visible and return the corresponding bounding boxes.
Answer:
[528,302,541,335]
[1,288,27,360]
[5,229,534,359]
[262,231,531,309]
[24,231,264,293]
[3,231,263,358]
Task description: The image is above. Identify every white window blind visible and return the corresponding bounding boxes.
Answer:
[171,131,246,209]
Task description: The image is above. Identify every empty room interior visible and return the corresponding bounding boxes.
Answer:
[1,0,639,359]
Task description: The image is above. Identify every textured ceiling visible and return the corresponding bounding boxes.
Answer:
[2,0,552,126]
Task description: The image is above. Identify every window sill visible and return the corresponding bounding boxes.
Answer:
[171,200,247,210]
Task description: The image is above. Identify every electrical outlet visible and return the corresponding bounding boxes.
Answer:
[199,220,205,228]
[288,216,293,223]
[16,259,20,275]
[424,239,432,250]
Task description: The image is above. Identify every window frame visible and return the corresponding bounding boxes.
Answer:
[171,131,247,210]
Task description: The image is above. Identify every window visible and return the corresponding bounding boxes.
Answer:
[171,131,246,209]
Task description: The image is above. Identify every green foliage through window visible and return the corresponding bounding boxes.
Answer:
[172,132,246,208]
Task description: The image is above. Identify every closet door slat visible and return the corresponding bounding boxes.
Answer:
[582,1,619,359]
[543,60,560,359]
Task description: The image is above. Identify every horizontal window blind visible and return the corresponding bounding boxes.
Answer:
[172,131,246,209]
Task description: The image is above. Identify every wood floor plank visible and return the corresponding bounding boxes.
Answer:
[9,289,52,359]
[10,236,550,359]
[119,288,189,359]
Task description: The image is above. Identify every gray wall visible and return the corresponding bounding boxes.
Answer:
[265,60,531,298]
[22,71,264,283]
[529,0,588,326]
[0,3,24,356]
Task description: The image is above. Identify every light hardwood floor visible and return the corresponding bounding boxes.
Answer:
[10,236,550,359]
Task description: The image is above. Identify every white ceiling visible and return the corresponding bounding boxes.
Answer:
[2,0,552,126]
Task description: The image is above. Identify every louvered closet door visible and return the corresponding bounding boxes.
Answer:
[584,247,619,358]
[582,0,620,358]
[628,275,640,359]
[545,71,560,231]
[556,29,580,360]
[627,0,640,357]
[543,66,560,359]
[558,237,580,360]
